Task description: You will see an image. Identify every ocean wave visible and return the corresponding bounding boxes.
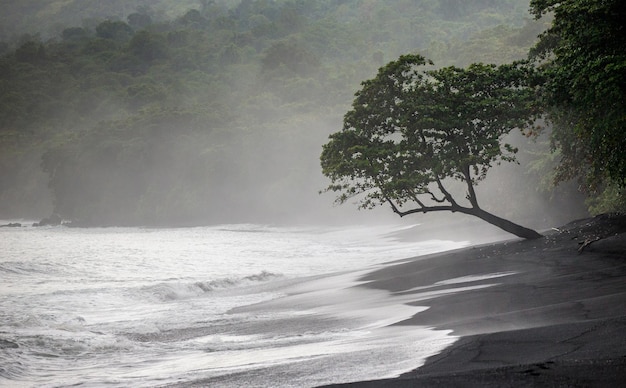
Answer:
[0,332,136,383]
[214,224,279,233]
[0,261,59,276]
[140,271,283,301]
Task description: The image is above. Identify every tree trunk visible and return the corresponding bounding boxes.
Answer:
[464,207,543,240]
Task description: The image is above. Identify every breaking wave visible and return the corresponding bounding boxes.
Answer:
[140,271,283,301]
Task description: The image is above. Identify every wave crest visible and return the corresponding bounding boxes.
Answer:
[141,271,282,301]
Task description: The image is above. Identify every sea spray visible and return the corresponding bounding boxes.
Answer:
[1,222,466,387]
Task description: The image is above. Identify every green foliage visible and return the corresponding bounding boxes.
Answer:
[127,12,153,30]
[95,20,133,42]
[321,54,543,237]
[321,55,537,210]
[426,19,550,67]
[261,39,319,77]
[585,181,626,216]
[15,41,46,63]
[530,0,626,192]
[0,0,547,225]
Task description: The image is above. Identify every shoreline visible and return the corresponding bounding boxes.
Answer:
[320,214,626,387]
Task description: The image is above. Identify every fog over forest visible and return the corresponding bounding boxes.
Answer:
[0,0,589,230]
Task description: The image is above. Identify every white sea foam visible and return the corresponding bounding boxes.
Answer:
[137,271,284,301]
[435,271,517,285]
[0,222,467,387]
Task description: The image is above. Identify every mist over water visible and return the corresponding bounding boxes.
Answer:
[1,223,467,387]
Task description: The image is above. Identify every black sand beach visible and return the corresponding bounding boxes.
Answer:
[322,213,626,387]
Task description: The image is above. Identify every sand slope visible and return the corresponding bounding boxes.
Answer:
[322,214,626,387]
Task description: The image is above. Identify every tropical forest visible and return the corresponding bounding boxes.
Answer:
[1,0,624,228]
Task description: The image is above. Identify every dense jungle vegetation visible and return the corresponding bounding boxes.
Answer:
[0,0,619,227]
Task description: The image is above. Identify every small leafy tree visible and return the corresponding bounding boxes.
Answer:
[321,54,543,239]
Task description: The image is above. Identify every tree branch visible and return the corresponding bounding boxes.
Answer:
[390,203,465,217]
[426,189,446,203]
[462,164,480,209]
[407,189,427,208]
[435,175,458,207]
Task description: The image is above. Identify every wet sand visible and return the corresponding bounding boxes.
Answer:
[321,214,626,387]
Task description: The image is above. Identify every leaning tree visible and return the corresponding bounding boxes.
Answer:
[320,54,543,239]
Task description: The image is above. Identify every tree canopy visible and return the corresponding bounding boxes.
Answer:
[2,0,597,227]
[530,0,626,191]
[321,54,543,239]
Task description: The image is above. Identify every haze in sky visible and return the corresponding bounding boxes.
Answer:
[0,0,584,232]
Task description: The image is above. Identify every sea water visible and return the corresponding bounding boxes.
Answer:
[0,222,466,387]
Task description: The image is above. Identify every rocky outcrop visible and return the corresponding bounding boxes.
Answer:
[0,222,22,227]
[33,213,62,226]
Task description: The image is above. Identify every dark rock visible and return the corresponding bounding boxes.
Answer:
[585,233,626,255]
[0,222,21,227]
[34,213,62,226]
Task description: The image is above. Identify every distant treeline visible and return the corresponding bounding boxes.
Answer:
[0,0,614,226]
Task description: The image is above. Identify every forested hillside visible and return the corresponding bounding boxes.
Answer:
[1,0,583,226]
